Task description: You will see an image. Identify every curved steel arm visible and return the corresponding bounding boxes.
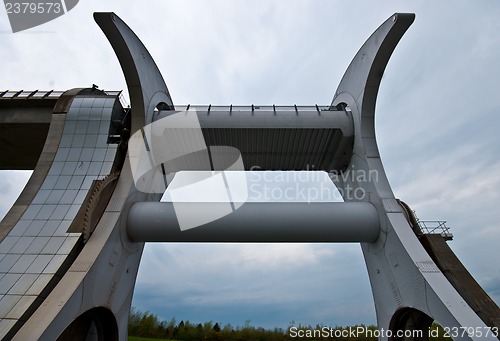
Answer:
[331,13,414,116]
[94,12,174,132]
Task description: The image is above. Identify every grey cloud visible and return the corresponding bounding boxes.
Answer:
[133,243,374,328]
[0,171,32,218]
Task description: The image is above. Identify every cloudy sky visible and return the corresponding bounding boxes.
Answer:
[1,0,500,329]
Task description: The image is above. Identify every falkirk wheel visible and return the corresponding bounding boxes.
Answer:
[0,12,499,341]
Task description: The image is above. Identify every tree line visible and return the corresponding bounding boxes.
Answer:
[129,307,286,341]
[128,307,450,341]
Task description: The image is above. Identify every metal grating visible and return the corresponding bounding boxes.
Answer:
[202,127,346,171]
[158,106,354,172]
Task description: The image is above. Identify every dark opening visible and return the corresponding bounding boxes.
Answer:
[57,307,118,341]
[389,308,433,341]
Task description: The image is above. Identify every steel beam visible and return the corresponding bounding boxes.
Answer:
[127,201,380,243]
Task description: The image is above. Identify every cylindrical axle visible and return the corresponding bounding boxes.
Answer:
[127,202,380,243]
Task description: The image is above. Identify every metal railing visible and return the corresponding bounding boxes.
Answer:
[105,90,130,109]
[416,218,453,240]
[0,89,63,99]
[173,104,337,113]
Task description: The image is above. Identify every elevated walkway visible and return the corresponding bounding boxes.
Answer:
[0,90,60,170]
[0,89,124,170]
[1,97,354,172]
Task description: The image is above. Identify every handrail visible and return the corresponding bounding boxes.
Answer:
[416,218,453,240]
